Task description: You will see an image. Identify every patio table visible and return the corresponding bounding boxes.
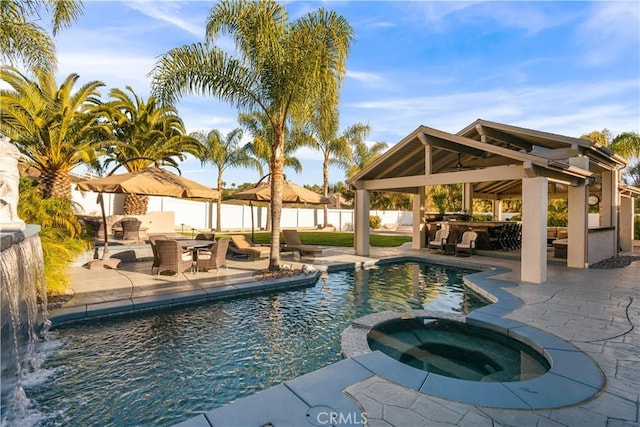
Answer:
[175,239,216,272]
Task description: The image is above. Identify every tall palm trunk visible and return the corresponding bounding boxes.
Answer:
[216,174,223,231]
[41,169,72,200]
[123,194,148,215]
[269,129,285,270]
[323,153,330,227]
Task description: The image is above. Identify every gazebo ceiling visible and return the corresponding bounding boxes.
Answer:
[348,119,613,196]
[460,119,626,168]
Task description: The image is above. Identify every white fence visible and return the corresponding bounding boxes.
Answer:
[74,188,414,232]
[84,187,619,234]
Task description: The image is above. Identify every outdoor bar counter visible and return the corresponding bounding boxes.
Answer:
[426,220,518,250]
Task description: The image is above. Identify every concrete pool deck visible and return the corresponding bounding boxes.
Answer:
[52,244,640,426]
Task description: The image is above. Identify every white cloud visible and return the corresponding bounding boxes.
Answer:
[407,2,573,36]
[575,2,640,66]
[371,21,394,29]
[177,102,240,134]
[346,70,385,84]
[342,78,640,144]
[57,52,156,93]
[122,1,205,38]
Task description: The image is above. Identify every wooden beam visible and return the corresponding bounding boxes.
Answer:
[464,155,518,168]
[361,164,526,190]
[476,124,533,151]
[477,191,569,200]
[425,144,432,175]
[420,133,487,157]
[532,147,582,160]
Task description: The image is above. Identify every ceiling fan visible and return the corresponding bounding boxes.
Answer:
[455,152,464,169]
[444,152,475,171]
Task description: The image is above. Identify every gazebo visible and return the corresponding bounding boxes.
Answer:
[348,119,639,284]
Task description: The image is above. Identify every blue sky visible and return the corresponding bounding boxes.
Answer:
[53,1,640,187]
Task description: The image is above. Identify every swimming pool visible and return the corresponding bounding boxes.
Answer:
[24,262,486,426]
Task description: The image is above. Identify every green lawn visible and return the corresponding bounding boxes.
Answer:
[215,231,412,247]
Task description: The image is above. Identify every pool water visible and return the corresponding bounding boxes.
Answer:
[26,262,486,426]
[368,318,550,382]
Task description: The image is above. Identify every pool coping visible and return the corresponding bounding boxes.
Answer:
[340,257,605,410]
[48,271,323,327]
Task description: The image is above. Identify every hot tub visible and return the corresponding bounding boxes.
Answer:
[341,310,605,409]
[367,317,550,382]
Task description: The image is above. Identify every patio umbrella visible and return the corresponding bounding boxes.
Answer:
[233,179,327,241]
[76,166,219,268]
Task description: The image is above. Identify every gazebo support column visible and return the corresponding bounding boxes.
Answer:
[413,191,425,249]
[567,183,588,268]
[619,196,634,252]
[521,176,548,284]
[354,189,370,256]
[492,199,503,221]
[601,169,614,226]
[463,183,473,216]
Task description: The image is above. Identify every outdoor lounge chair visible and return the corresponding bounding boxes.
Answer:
[155,239,193,275]
[229,235,271,261]
[455,231,478,256]
[282,229,323,257]
[427,228,449,253]
[149,234,169,273]
[197,237,230,272]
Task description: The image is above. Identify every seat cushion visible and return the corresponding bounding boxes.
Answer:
[198,252,212,260]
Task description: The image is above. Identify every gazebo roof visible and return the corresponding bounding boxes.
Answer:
[349,119,636,199]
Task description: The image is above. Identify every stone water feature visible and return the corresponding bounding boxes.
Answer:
[1,137,48,424]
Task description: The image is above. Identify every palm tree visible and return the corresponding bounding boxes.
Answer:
[580,129,612,146]
[238,110,303,233]
[192,127,262,231]
[101,86,203,215]
[0,66,104,200]
[581,129,639,160]
[610,131,640,160]
[0,0,84,73]
[238,111,303,176]
[347,140,389,179]
[151,0,353,270]
[304,114,370,226]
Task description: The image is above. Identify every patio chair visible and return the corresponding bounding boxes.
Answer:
[229,235,271,261]
[195,233,216,249]
[82,216,105,239]
[155,239,193,275]
[149,234,169,273]
[121,218,142,240]
[428,228,449,253]
[455,231,478,256]
[282,229,323,257]
[197,237,230,272]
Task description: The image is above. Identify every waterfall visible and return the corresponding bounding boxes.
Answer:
[1,227,47,425]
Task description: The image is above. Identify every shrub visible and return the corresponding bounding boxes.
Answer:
[369,215,381,229]
[547,212,568,226]
[634,216,640,240]
[507,212,568,226]
[17,178,91,296]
